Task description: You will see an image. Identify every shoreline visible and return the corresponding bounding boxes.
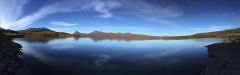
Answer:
[202,40,240,75]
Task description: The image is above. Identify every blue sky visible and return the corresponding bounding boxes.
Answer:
[0,0,240,36]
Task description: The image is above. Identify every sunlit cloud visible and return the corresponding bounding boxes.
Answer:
[0,0,28,29]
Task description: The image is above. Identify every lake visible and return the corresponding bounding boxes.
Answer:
[13,38,223,75]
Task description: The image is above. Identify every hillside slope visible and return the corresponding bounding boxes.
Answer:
[191,28,240,38]
[19,27,73,38]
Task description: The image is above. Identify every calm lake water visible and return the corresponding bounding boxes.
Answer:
[13,38,223,75]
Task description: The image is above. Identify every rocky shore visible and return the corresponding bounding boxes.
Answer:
[0,30,24,75]
[202,41,240,75]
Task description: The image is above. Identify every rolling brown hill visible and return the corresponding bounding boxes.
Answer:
[191,28,240,38]
[18,27,74,38]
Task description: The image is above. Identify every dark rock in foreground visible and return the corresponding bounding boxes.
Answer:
[0,30,24,75]
[203,42,240,75]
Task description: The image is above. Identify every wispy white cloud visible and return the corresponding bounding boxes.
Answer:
[50,21,77,26]
[131,0,182,18]
[91,0,122,18]
[0,0,28,29]
[0,0,182,29]
[192,25,239,32]
[14,0,122,29]
[118,0,182,27]
[146,17,179,28]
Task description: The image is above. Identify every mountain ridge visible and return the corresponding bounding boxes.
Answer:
[1,27,240,39]
[19,27,54,32]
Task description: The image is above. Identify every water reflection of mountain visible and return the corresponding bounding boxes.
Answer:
[15,38,67,44]
[88,37,133,42]
[0,31,24,75]
[203,41,240,75]
[73,37,143,42]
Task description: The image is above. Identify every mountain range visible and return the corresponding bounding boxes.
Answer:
[1,27,240,40]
